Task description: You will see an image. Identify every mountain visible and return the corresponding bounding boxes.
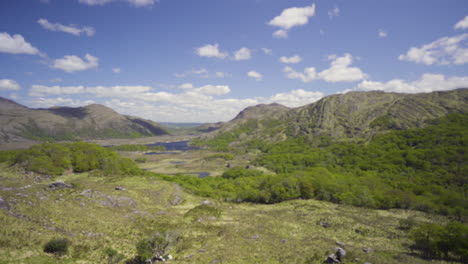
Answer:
[0,98,169,143]
[203,89,468,146]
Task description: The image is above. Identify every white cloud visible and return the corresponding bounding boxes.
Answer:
[78,0,113,5]
[27,82,327,122]
[378,29,387,38]
[328,7,340,19]
[455,16,468,30]
[247,71,263,81]
[38,19,95,36]
[273,29,288,39]
[262,48,272,55]
[195,43,228,59]
[268,4,315,38]
[112,68,121,73]
[266,89,324,107]
[29,85,151,97]
[179,83,194,89]
[0,32,40,55]
[174,68,230,78]
[127,0,157,7]
[279,55,302,64]
[398,33,468,65]
[51,54,99,72]
[284,54,367,83]
[233,47,251,61]
[284,66,317,82]
[50,78,62,83]
[195,85,230,96]
[355,73,468,93]
[318,54,368,82]
[0,79,21,91]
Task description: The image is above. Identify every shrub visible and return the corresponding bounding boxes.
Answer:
[43,238,70,256]
[221,167,263,179]
[135,230,181,261]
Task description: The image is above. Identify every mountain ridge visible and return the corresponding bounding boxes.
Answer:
[0,99,169,143]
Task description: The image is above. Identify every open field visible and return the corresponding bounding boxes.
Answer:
[0,161,455,264]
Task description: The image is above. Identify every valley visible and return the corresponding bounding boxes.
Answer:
[0,90,467,264]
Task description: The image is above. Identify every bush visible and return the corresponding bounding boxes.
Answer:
[410,222,468,261]
[135,230,181,261]
[222,167,263,179]
[43,238,70,256]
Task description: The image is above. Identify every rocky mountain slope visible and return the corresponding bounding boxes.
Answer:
[0,97,169,143]
[205,89,468,145]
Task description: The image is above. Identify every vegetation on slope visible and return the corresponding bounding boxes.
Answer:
[164,113,468,218]
[0,142,142,176]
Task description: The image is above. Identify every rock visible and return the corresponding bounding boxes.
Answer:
[335,247,346,261]
[363,247,373,253]
[115,186,126,191]
[48,181,72,190]
[324,253,340,263]
[151,255,165,262]
[199,249,206,253]
[201,200,211,205]
[226,163,231,168]
[319,218,331,228]
[167,255,173,260]
[352,258,360,262]
[280,238,287,244]
[335,241,345,248]
[0,197,10,210]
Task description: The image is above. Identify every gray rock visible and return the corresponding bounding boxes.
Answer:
[335,241,345,248]
[48,181,72,190]
[201,200,211,205]
[335,247,346,261]
[0,197,10,210]
[324,253,340,263]
[280,238,287,244]
[363,247,373,253]
[115,186,126,191]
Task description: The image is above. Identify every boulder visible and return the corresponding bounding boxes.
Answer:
[115,186,126,191]
[48,181,72,190]
[335,247,346,261]
[335,241,345,248]
[363,247,373,253]
[324,253,340,263]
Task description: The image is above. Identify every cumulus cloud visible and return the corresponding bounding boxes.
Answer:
[233,47,251,61]
[355,73,468,93]
[0,79,21,91]
[112,68,121,73]
[179,83,194,89]
[378,29,387,38]
[262,48,272,55]
[268,4,315,38]
[265,89,324,107]
[328,7,340,19]
[27,82,326,122]
[284,54,367,83]
[279,55,302,64]
[29,85,151,97]
[398,33,468,65]
[284,66,317,82]
[51,54,99,72]
[0,32,40,55]
[247,71,263,81]
[195,43,228,59]
[273,29,288,39]
[195,85,230,95]
[455,16,468,30]
[318,54,368,82]
[38,18,95,36]
[127,0,157,7]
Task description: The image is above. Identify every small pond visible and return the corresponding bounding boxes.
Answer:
[146,140,199,151]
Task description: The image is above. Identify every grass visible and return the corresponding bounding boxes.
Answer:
[0,160,456,264]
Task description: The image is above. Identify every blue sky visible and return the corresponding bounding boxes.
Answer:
[0,0,467,122]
